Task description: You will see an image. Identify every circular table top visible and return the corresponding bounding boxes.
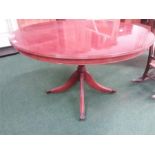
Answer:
[10,20,155,65]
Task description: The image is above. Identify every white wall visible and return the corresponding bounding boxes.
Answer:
[0,19,18,48]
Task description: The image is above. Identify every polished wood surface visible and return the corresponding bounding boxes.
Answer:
[10,20,155,65]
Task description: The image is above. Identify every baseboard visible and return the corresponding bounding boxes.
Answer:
[0,46,19,58]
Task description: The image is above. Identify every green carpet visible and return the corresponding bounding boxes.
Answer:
[1,52,155,135]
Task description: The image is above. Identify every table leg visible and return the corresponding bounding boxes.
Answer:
[85,71,116,93]
[79,72,85,120]
[132,46,153,83]
[46,70,79,93]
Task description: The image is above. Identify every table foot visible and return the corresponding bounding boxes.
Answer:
[79,113,86,120]
[85,71,116,93]
[47,65,116,120]
[46,70,79,93]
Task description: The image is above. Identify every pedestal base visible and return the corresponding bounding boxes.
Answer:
[47,65,116,120]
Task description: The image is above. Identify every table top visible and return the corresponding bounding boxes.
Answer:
[10,20,155,65]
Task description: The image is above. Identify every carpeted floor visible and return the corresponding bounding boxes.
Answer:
[1,51,155,135]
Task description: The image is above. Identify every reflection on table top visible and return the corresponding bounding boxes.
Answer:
[10,20,155,60]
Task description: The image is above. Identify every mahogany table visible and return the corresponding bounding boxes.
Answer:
[10,20,155,120]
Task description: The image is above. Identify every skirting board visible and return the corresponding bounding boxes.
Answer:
[0,46,18,58]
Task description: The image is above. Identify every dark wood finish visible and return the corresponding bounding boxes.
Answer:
[133,19,155,82]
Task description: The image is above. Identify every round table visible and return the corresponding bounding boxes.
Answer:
[10,20,155,120]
